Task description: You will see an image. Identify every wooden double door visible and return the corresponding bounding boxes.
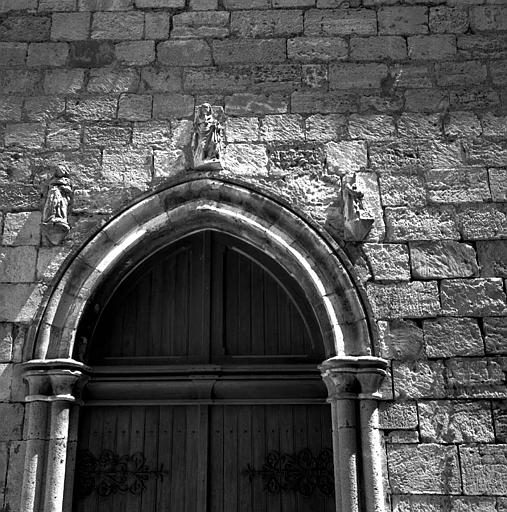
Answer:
[74,231,335,512]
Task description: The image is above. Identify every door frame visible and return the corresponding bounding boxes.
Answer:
[19,176,387,512]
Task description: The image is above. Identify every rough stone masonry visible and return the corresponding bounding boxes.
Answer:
[0,0,506,511]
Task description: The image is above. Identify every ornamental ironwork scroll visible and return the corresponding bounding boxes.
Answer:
[243,448,334,497]
[75,449,168,499]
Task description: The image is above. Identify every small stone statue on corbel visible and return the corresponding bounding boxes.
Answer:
[191,103,224,171]
[342,172,374,241]
[41,166,73,245]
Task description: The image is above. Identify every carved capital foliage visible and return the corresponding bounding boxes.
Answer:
[22,359,89,402]
[319,356,388,400]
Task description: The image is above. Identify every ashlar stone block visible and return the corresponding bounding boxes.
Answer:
[410,241,478,279]
[363,243,410,281]
[461,445,507,495]
[222,143,268,176]
[379,319,424,360]
[423,317,483,358]
[441,278,507,317]
[484,317,507,355]
[388,444,461,494]
[419,401,494,443]
[325,140,367,174]
[393,361,446,399]
[2,212,41,246]
[379,401,418,430]
[0,247,37,283]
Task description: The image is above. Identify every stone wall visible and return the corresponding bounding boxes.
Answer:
[0,0,506,511]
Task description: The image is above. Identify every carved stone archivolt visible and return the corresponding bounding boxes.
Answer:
[191,103,224,171]
[41,166,73,245]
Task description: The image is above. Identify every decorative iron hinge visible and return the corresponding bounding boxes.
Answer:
[243,448,334,497]
[75,449,168,499]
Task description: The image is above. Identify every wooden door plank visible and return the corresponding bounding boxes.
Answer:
[185,406,200,512]
[170,407,187,511]
[266,405,282,512]
[209,405,224,512]
[250,260,264,355]
[238,405,252,512]
[140,407,159,512]
[251,406,266,512]
[210,233,225,361]
[223,405,238,512]
[280,406,296,512]
[238,254,252,355]
[196,405,209,511]
[157,406,174,510]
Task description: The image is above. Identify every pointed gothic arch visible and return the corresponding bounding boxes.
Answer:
[20,176,387,512]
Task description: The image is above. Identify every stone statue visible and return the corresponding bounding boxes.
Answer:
[191,103,223,170]
[42,166,73,245]
[342,173,374,241]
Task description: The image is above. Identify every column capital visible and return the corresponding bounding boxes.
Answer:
[22,359,89,403]
[319,356,388,400]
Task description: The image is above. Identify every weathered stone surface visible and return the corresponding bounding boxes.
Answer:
[222,143,268,176]
[482,113,507,138]
[141,67,181,93]
[91,11,143,40]
[484,317,507,355]
[145,12,170,40]
[388,444,460,494]
[410,241,478,279]
[0,403,23,441]
[225,117,259,143]
[424,317,483,358]
[153,149,186,177]
[463,139,507,168]
[477,241,507,278]
[444,111,482,138]
[115,41,155,66]
[450,88,500,111]
[0,283,45,322]
[408,35,456,60]
[51,12,90,41]
[435,61,487,87]
[305,113,347,142]
[2,212,41,246]
[173,11,230,39]
[0,247,37,283]
[330,63,388,90]
[325,140,367,174]
[291,91,357,114]
[351,36,407,61]
[489,168,507,202]
[24,96,65,121]
[231,10,301,38]
[268,145,325,176]
[0,97,22,121]
[393,361,446,399]
[288,37,347,62]
[429,6,469,34]
[349,114,395,140]
[458,204,507,240]
[378,6,428,35]
[367,281,440,320]
[213,39,286,64]
[441,278,507,317]
[379,319,424,360]
[419,401,494,443]
[0,15,50,41]
[392,64,432,89]
[0,324,13,362]
[305,8,377,36]
[446,358,507,399]
[363,244,410,281]
[393,496,497,512]
[225,93,287,115]
[493,401,507,442]
[183,66,249,93]
[118,94,152,121]
[67,97,117,121]
[369,141,423,172]
[131,121,171,147]
[461,445,507,495]
[260,114,304,142]
[404,88,449,113]
[385,206,460,242]
[398,113,441,139]
[379,401,418,430]
[102,148,152,186]
[36,246,71,283]
[44,68,84,94]
[153,93,194,118]
[5,123,45,148]
[378,172,426,207]
[88,69,139,94]
[158,40,212,66]
[387,430,419,444]
[47,122,81,149]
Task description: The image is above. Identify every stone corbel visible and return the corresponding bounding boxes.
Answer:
[20,359,89,512]
[191,103,224,171]
[319,356,388,512]
[41,166,73,246]
[342,173,374,242]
